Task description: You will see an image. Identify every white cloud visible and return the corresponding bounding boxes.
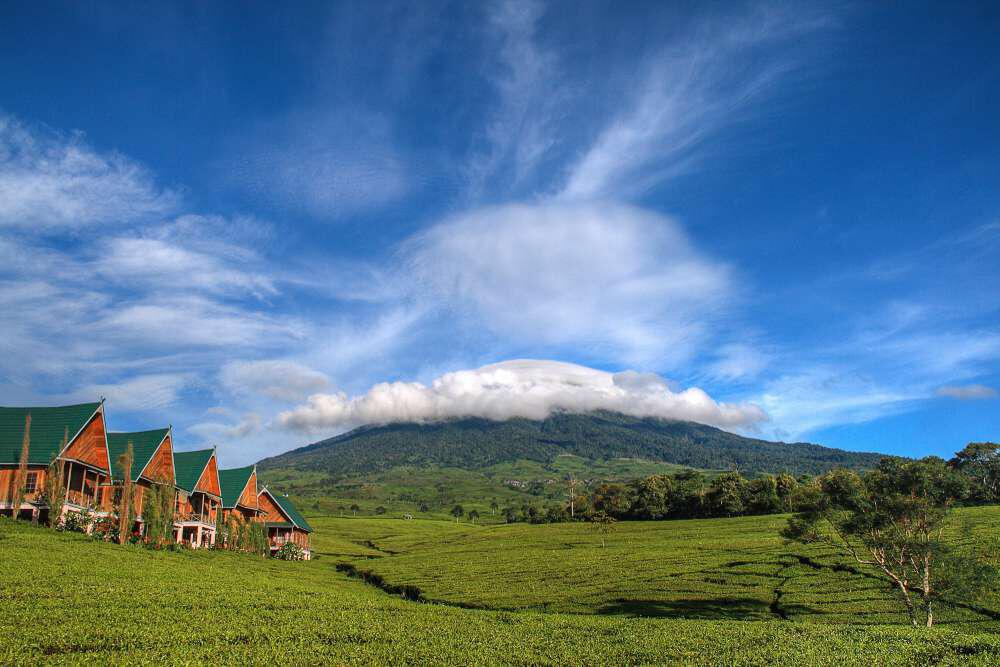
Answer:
[466,0,563,196]
[188,412,262,441]
[278,358,767,434]
[403,201,730,367]
[706,343,770,381]
[936,384,998,400]
[98,295,297,348]
[72,373,189,411]
[558,6,832,201]
[224,110,409,219]
[755,368,918,439]
[94,236,276,297]
[220,360,330,403]
[0,115,179,229]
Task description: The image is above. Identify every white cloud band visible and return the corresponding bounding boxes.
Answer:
[278,359,767,434]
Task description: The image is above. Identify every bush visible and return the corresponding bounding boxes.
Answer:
[274,542,306,561]
[62,509,95,534]
[92,519,120,543]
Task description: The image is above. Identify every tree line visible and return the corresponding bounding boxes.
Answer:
[498,442,1000,524]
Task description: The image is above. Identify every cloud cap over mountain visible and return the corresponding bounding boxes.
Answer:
[278,359,767,434]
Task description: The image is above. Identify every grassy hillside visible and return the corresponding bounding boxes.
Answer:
[261,455,696,521]
[320,507,1000,625]
[3,516,1000,665]
[259,411,885,480]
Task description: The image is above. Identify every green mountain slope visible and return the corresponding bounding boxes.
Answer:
[259,411,884,478]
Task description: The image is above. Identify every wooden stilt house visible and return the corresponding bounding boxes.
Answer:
[172,448,222,547]
[257,486,313,559]
[0,402,111,522]
[105,428,175,535]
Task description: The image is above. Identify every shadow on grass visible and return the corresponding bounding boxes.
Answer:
[597,597,806,620]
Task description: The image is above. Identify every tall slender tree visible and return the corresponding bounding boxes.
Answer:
[116,442,135,544]
[8,414,31,519]
[43,427,68,528]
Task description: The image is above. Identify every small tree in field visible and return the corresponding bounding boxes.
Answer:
[467,509,479,524]
[350,503,360,517]
[490,499,499,516]
[8,414,31,518]
[591,511,617,548]
[451,505,464,522]
[784,457,996,628]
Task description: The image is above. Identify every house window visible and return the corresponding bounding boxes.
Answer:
[24,472,38,493]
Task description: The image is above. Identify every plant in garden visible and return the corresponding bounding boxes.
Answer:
[275,541,306,561]
[62,508,95,533]
[142,478,175,547]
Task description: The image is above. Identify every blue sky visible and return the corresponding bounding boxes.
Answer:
[0,1,997,465]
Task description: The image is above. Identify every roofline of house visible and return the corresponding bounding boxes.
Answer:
[258,485,298,529]
[135,427,173,485]
[222,465,258,510]
[53,400,108,475]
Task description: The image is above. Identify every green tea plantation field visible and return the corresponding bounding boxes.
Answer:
[325,507,1000,627]
[2,512,1000,665]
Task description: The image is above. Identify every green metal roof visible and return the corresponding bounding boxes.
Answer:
[0,403,102,466]
[263,488,313,532]
[219,466,255,508]
[107,429,169,482]
[173,448,215,493]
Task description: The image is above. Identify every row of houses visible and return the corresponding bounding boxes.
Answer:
[0,401,312,559]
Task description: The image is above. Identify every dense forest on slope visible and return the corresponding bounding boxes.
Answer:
[258,411,884,478]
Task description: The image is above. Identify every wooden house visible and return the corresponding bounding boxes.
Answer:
[106,428,175,533]
[0,402,111,522]
[172,448,222,547]
[219,465,261,524]
[257,486,313,559]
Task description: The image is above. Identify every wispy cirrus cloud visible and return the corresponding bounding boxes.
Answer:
[558,6,833,201]
[936,384,998,400]
[220,360,330,403]
[0,114,180,229]
[222,109,410,220]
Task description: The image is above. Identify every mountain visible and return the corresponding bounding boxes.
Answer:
[258,411,885,478]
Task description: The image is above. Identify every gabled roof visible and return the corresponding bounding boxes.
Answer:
[107,429,169,482]
[259,487,313,533]
[174,448,216,493]
[219,465,256,509]
[0,403,102,465]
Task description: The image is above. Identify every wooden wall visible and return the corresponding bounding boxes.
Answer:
[0,465,47,505]
[257,491,286,523]
[237,471,259,511]
[196,455,221,497]
[61,411,110,474]
[142,435,174,484]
